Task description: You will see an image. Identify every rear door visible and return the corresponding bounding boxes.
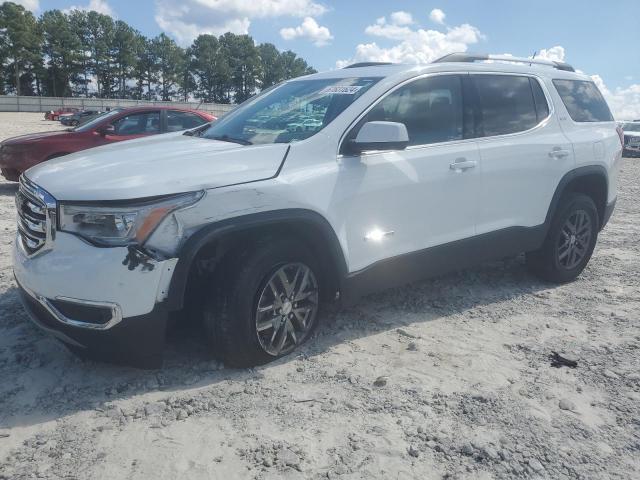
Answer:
[471,73,574,233]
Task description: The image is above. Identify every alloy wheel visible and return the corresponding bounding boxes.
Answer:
[255,262,319,356]
[557,209,592,269]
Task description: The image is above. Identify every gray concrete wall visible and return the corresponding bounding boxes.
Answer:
[0,95,235,117]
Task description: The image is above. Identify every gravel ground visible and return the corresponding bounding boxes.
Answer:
[0,112,638,479]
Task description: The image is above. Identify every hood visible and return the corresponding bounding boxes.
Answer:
[25,133,289,201]
[2,130,72,145]
[624,130,640,138]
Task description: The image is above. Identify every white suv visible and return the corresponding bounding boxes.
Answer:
[13,54,622,368]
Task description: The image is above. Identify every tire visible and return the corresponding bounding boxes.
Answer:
[526,193,599,283]
[203,237,322,368]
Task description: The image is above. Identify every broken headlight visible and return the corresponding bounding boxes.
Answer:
[58,191,203,247]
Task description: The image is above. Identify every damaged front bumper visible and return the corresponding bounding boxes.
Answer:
[13,232,177,368]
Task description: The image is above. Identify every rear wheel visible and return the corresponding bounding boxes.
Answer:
[203,238,322,367]
[526,193,599,283]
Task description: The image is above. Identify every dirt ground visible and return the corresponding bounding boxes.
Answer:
[0,112,638,480]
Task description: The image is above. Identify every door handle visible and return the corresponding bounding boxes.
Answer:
[549,148,570,159]
[449,158,477,172]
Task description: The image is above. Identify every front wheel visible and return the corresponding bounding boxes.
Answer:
[203,238,322,367]
[526,193,599,283]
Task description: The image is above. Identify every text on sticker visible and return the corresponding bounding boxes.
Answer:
[319,85,364,95]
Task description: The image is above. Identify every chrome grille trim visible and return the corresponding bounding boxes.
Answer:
[16,176,56,256]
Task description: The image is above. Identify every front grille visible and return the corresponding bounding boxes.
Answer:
[15,176,55,256]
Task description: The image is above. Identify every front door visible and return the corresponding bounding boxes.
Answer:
[336,74,481,272]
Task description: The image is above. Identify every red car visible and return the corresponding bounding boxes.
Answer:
[1,107,215,181]
[45,107,79,121]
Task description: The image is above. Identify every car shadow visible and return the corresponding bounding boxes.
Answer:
[0,182,18,197]
[0,255,550,430]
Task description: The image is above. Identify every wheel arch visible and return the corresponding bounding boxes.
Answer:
[545,165,608,232]
[164,209,348,312]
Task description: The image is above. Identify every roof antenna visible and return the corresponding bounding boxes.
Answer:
[530,51,537,67]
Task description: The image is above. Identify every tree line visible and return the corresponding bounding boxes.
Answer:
[0,1,317,103]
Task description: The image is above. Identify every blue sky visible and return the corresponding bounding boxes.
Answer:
[19,0,640,117]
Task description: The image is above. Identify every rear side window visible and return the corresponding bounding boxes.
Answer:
[167,111,207,132]
[553,79,613,122]
[473,75,539,136]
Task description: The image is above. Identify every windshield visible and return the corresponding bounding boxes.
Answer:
[623,122,640,132]
[74,109,123,132]
[199,77,381,145]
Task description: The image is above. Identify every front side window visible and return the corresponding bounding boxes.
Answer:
[112,111,160,135]
[199,77,381,145]
[553,79,613,122]
[357,75,464,146]
[74,109,122,132]
[473,75,539,136]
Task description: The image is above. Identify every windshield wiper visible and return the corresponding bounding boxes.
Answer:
[209,134,252,145]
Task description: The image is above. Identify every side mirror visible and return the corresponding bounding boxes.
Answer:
[348,121,409,154]
[97,124,116,136]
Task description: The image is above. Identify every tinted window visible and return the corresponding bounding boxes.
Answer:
[474,75,539,136]
[553,79,613,122]
[112,111,160,135]
[74,109,122,132]
[360,75,464,146]
[530,78,550,122]
[167,111,207,132]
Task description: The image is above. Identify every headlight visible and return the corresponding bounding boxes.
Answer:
[58,191,203,246]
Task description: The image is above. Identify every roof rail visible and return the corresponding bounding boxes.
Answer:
[433,53,575,72]
[343,62,393,69]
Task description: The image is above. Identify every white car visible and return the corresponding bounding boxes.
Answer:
[14,54,622,368]
[621,121,640,156]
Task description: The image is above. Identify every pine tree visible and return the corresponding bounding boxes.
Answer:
[0,2,42,95]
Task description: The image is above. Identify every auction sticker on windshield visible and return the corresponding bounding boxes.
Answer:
[319,85,364,95]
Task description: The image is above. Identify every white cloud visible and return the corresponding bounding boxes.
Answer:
[64,0,115,16]
[364,14,413,41]
[591,75,640,120]
[339,12,484,66]
[390,11,414,26]
[535,45,565,62]
[11,0,39,11]
[280,17,333,46]
[155,0,327,46]
[429,8,446,25]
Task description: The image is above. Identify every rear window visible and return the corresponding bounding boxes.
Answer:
[553,79,613,122]
[473,75,540,136]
